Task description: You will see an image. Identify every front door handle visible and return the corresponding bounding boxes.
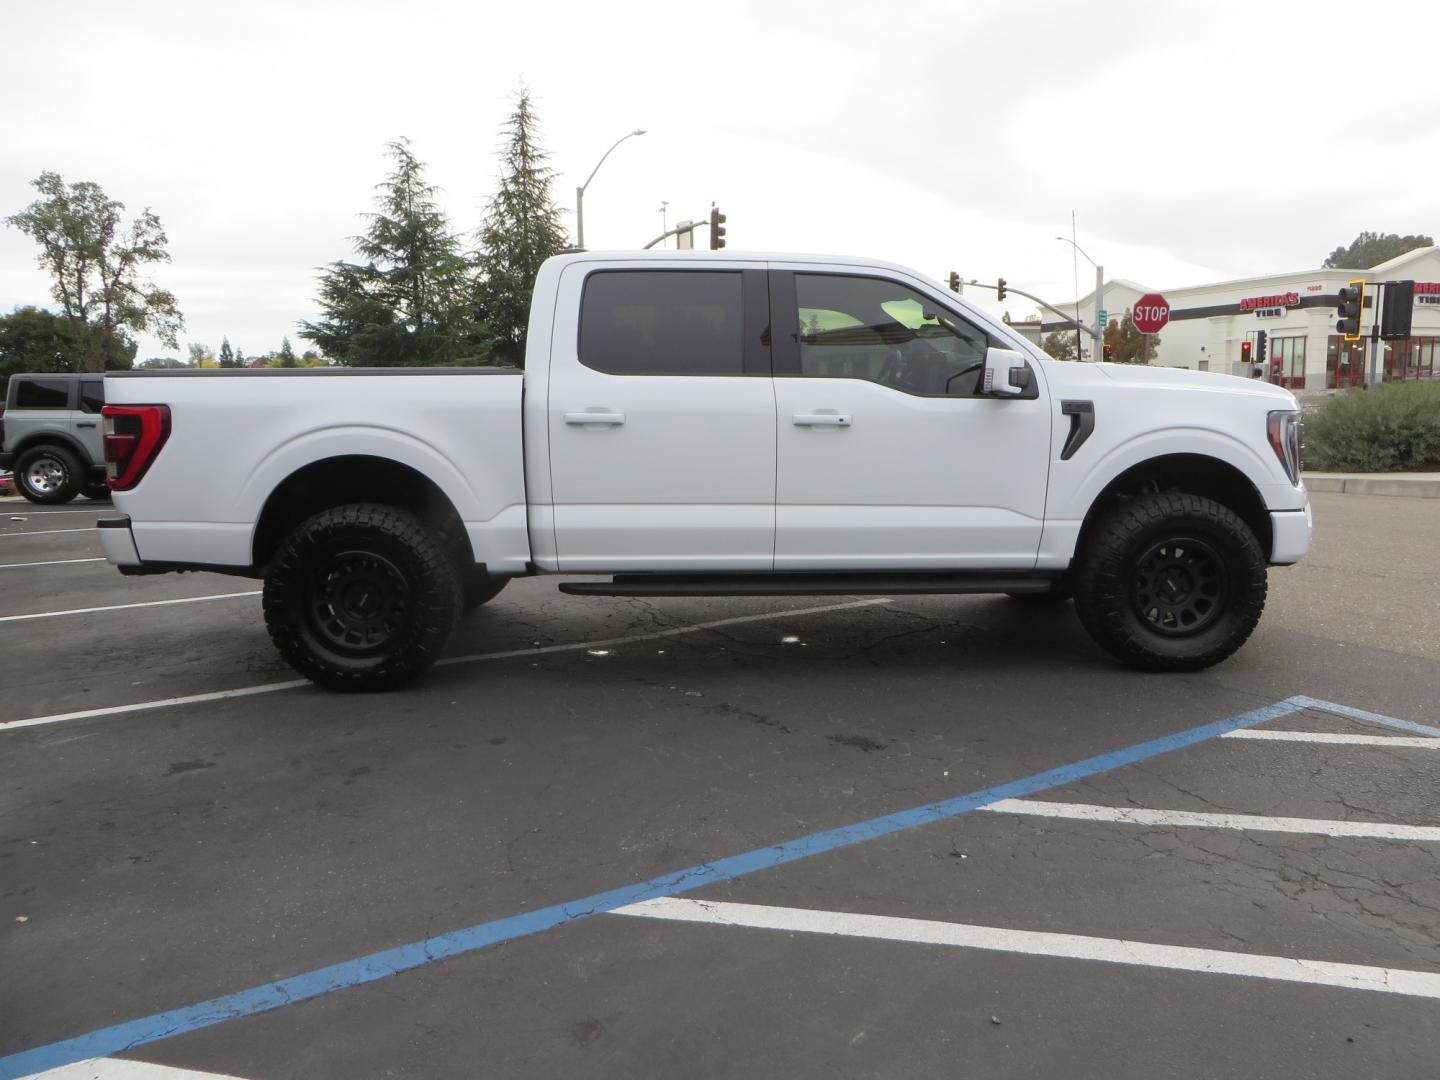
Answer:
[792,413,852,427]
[77,421,98,428]
[564,411,626,426]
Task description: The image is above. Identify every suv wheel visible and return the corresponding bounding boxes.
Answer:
[16,445,83,504]
[263,503,462,691]
[1072,492,1267,672]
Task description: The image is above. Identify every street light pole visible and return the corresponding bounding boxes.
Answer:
[575,128,646,250]
[1056,236,1104,362]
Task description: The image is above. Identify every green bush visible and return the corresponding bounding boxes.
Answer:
[1303,381,1440,472]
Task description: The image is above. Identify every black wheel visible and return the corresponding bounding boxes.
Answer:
[82,481,111,501]
[15,444,82,504]
[461,568,508,610]
[1072,492,1267,672]
[262,503,462,691]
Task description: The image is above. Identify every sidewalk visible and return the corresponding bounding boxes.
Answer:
[1303,472,1440,498]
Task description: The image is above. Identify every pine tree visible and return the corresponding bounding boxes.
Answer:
[278,336,296,367]
[218,337,235,367]
[300,139,480,366]
[475,89,569,367]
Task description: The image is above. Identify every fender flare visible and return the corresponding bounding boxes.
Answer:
[1058,427,1276,523]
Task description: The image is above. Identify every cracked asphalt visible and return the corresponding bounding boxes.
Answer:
[2,491,1438,1079]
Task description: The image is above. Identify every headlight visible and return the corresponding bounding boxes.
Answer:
[1267,410,1302,485]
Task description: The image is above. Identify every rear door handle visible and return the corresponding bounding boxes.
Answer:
[564,411,626,426]
[792,413,852,427]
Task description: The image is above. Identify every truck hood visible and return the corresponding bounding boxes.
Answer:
[1093,362,1298,406]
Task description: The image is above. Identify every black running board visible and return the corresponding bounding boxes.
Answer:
[558,572,1058,598]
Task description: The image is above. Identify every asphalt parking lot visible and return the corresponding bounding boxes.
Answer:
[2,492,1438,1080]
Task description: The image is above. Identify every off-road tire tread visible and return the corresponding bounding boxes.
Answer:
[263,503,461,691]
[1072,492,1266,672]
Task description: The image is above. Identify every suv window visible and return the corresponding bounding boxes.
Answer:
[80,381,105,414]
[795,274,990,396]
[14,378,72,410]
[580,270,744,376]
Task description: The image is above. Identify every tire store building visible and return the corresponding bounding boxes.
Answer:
[1044,245,1440,396]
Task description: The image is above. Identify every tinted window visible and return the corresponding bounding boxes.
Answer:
[580,271,744,376]
[80,381,105,414]
[15,378,71,409]
[795,274,990,396]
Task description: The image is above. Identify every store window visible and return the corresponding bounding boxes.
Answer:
[1268,336,1306,390]
[1326,336,1367,388]
[1383,337,1438,381]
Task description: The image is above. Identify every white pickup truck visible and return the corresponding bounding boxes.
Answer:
[98,251,1311,689]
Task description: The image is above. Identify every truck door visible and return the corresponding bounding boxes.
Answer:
[547,262,776,572]
[769,269,1051,570]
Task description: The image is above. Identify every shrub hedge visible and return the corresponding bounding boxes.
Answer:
[1303,381,1440,472]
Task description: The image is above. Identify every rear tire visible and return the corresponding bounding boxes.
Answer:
[16,444,82,504]
[1072,492,1266,672]
[263,503,462,691]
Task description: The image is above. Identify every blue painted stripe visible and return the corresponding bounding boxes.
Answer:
[0,697,1303,1079]
[1292,695,1440,738]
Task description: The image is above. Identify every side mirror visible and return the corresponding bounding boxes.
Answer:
[982,346,1032,397]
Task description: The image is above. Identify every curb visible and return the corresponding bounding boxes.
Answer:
[1304,474,1440,499]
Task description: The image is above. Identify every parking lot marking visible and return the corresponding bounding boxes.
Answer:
[435,596,892,667]
[0,598,890,733]
[1223,729,1440,748]
[1291,695,1440,738]
[0,558,106,570]
[0,527,98,539]
[0,679,311,733]
[0,698,1303,1079]
[611,897,1440,1001]
[0,591,261,625]
[18,1058,251,1079]
[980,799,1440,842]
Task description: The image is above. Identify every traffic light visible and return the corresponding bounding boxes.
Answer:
[997,277,1007,302]
[1103,344,1113,361]
[1381,280,1415,340]
[1336,280,1365,341]
[1255,330,1267,367]
[947,271,960,293]
[709,206,727,250]
[1241,340,1253,367]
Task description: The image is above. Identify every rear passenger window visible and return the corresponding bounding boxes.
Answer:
[580,271,743,376]
[80,382,105,413]
[15,379,71,409]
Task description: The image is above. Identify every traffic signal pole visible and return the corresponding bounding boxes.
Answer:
[963,278,1103,352]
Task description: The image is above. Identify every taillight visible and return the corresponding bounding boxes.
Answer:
[102,405,171,491]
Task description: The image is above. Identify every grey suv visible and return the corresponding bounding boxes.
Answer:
[0,373,110,504]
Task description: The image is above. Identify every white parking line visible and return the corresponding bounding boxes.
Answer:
[612,897,1440,1001]
[980,799,1440,842]
[18,1058,250,1079]
[0,591,261,625]
[1223,729,1440,748]
[0,597,890,733]
[0,557,106,570]
[0,527,96,538]
[2,507,110,515]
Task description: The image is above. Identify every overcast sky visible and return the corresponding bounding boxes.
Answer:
[2,0,1436,359]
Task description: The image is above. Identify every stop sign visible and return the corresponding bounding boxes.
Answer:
[1132,293,1171,334]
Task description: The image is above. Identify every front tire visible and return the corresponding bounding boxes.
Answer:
[461,568,508,610]
[82,481,112,501]
[263,503,462,691]
[16,445,82,504]
[1072,492,1266,672]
